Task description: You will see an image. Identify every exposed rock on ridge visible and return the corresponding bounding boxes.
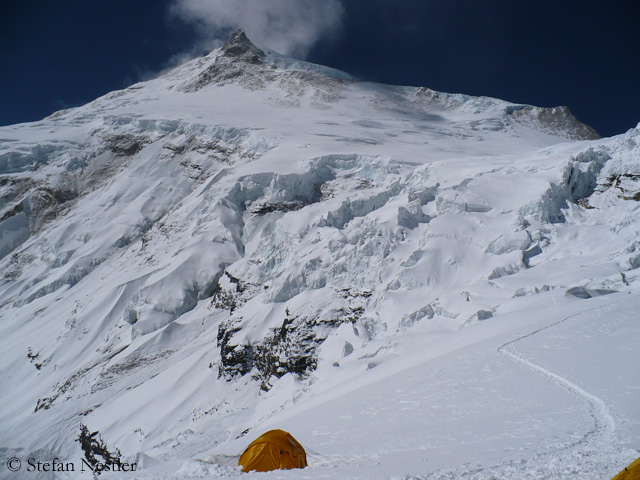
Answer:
[220,29,266,63]
[181,29,273,92]
[507,105,601,140]
[179,29,351,100]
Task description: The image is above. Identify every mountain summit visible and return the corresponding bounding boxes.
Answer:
[219,29,266,62]
[180,28,269,91]
[180,29,350,92]
[0,29,638,480]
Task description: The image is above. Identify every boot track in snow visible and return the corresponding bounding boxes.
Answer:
[419,304,631,480]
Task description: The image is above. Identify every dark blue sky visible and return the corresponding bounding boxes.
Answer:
[1,0,638,137]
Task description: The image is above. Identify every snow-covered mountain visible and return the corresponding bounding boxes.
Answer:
[1,30,638,479]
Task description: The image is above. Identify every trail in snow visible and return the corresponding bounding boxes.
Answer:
[498,309,616,452]
[418,306,634,480]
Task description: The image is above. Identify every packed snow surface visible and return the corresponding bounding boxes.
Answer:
[1,30,639,479]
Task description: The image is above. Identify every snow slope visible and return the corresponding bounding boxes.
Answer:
[1,30,638,479]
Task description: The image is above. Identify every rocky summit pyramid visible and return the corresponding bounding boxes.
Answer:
[1,30,638,479]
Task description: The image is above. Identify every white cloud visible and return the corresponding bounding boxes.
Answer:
[170,0,345,58]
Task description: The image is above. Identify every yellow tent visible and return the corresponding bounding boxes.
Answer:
[238,429,307,473]
[611,457,640,480]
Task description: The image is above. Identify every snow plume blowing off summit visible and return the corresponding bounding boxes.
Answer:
[170,0,344,58]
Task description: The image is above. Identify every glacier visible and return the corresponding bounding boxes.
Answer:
[0,30,639,479]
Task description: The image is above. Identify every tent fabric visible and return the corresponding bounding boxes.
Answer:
[238,429,307,473]
[611,457,640,480]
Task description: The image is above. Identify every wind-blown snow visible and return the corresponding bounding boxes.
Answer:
[0,31,638,480]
